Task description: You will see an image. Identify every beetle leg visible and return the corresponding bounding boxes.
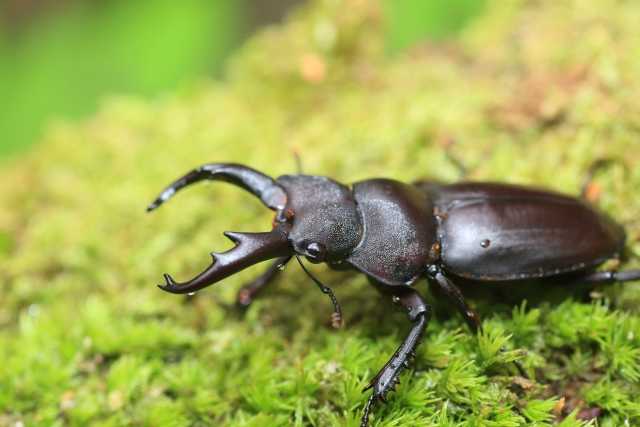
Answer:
[235,256,291,307]
[361,283,431,427]
[445,148,469,181]
[559,269,640,285]
[427,265,529,379]
[579,159,611,198]
[427,266,480,332]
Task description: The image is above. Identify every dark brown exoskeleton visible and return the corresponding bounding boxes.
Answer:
[147,163,640,426]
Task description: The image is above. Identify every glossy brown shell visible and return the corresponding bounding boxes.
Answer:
[430,183,626,280]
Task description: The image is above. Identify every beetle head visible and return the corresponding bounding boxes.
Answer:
[148,164,361,294]
[274,175,361,264]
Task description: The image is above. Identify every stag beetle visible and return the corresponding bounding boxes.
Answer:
[147,163,640,426]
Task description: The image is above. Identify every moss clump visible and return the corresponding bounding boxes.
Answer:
[2,0,640,425]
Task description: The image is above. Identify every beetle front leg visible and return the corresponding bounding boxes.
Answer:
[361,284,432,427]
[427,265,529,378]
[236,256,290,306]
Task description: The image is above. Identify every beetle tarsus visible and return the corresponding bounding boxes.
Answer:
[360,394,376,427]
[502,346,529,378]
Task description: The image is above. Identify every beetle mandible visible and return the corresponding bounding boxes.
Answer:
[147,163,640,426]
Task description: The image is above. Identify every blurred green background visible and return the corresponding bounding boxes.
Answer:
[3,1,640,424]
[0,0,484,159]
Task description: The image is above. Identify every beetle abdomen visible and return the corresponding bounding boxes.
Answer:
[432,183,626,280]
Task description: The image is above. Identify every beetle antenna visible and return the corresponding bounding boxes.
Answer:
[295,254,344,328]
[291,149,303,174]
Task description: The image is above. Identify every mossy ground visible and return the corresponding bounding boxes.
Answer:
[2,0,640,426]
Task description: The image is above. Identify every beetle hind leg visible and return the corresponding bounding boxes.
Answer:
[559,268,640,285]
[361,284,431,427]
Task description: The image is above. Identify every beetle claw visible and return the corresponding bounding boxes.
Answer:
[146,163,285,211]
[156,225,292,295]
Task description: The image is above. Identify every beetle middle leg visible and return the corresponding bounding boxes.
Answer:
[361,281,432,427]
[426,265,529,378]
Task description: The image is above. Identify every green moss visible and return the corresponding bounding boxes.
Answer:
[2,0,640,425]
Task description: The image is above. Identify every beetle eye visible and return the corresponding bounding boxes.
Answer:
[306,243,326,263]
